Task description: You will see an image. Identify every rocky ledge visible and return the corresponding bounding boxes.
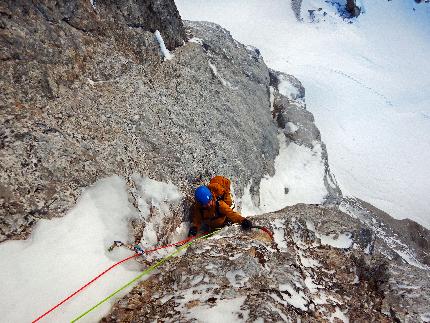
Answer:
[103,203,430,322]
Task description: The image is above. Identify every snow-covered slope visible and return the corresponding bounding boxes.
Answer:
[176,0,430,228]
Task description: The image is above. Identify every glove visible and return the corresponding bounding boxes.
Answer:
[241,219,252,231]
[188,226,197,237]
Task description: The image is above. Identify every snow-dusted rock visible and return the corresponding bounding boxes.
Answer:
[103,204,430,322]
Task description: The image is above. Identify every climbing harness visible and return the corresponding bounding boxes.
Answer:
[32,231,219,323]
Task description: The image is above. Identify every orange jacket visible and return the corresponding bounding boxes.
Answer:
[191,176,244,231]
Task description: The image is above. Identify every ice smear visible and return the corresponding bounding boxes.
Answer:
[0,176,140,323]
[154,30,173,60]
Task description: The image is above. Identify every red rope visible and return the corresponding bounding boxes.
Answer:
[32,236,193,323]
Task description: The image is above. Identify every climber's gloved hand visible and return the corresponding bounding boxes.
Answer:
[241,219,252,231]
[188,226,198,237]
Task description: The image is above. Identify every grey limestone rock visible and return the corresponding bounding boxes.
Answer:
[0,5,279,241]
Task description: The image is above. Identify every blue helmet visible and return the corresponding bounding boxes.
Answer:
[195,186,212,206]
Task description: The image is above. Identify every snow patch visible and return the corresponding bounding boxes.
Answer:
[395,249,429,270]
[284,122,299,134]
[318,232,353,249]
[208,61,235,89]
[226,269,249,287]
[330,307,349,323]
[0,176,140,322]
[259,134,328,213]
[154,30,173,60]
[278,77,300,100]
[189,37,204,45]
[273,219,288,252]
[186,296,249,323]
[278,283,308,311]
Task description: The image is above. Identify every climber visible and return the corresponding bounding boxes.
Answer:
[188,176,252,237]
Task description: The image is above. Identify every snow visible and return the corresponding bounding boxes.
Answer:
[330,307,349,323]
[298,250,321,268]
[154,30,173,60]
[272,218,288,252]
[241,134,327,216]
[278,77,299,100]
[208,61,235,89]
[0,176,140,322]
[189,37,204,45]
[186,296,249,323]
[0,175,184,322]
[304,274,324,295]
[318,232,353,249]
[226,269,249,287]
[176,0,430,228]
[395,249,429,270]
[259,135,327,212]
[278,283,309,311]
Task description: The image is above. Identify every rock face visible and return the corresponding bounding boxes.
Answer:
[103,204,430,322]
[269,70,342,204]
[2,2,430,321]
[1,0,281,242]
[346,0,361,18]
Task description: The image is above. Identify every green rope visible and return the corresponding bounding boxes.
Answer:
[70,230,221,322]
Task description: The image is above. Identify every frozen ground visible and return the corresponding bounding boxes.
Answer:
[176,0,430,228]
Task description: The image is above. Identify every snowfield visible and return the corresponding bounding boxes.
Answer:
[176,0,430,228]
